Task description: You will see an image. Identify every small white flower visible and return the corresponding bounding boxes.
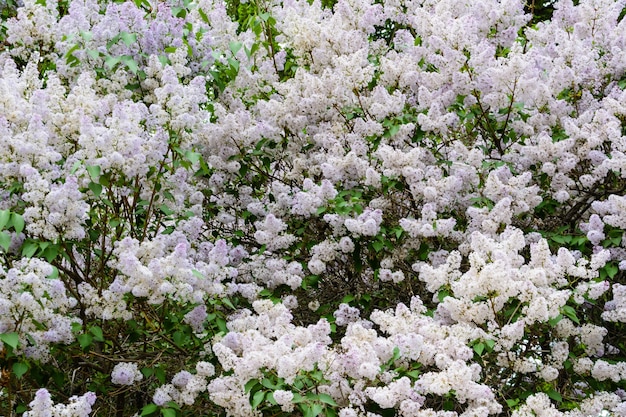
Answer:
[111,362,143,386]
[273,389,294,405]
[196,361,215,377]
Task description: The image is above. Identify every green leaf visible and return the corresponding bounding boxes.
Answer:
[227,57,239,72]
[21,241,38,258]
[0,209,10,230]
[561,305,580,325]
[198,7,209,23]
[71,322,83,333]
[547,389,562,402]
[86,165,101,180]
[604,263,619,279]
[11,213,24,235]
[310,369,324,382]
[173,331,183,346]
[550,235,571,244]
[158,55,170,66]
[216,316,227,333]
[0,231,10,252]
[341,294,355,304]
[163,191,175,202]
[79,30,93,41]
[42,245,60,263]
[485,339,496,351]
[159,205,174,216]
[192,269,204,279]
[85,49,99,60]
[318,393,337,406]
[406,369,420,378]
[105,55,122,69]
[0,332,20,349]
[165,401,180,410]
[13,362,29,379]
[309,403,323,417]
[120,31,137,47]
[222,298,235,310]
[506,398,520,407]
[174,5,188,17]
[229,41,243,55]
[65,44,80,60]
[386,124,400,137]
[548,314,563,327]
[78,333,93,349]
[251,390,265,409]
[473,342,485,356]
[90,326,105,342]
[371,240,384,252]
[88,182,103,197]
[185,150,201,165]
[121,55,139,74]
[249,42,260,56]
[161,409,176,417]
[155,367,166,384]
[244,379,260,394]
[70,160,82,174]
[392,346,401,361]
[141,404,158,416]
[46,266,59,279]
[261,378,279,390]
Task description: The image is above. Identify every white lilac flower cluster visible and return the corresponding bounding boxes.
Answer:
[253,214,296,251]
[0,258,79,361]
[200,297,504,417]
[97,235,240,311]
[22,173,89,241]
[110,362,143,386]
[3,0,626,415]
[344,209,383,237]
[603,283,626,323]
[23,389,96,417]
[291,179,338,216]
[153,361,215,406]
[206,301,332,415]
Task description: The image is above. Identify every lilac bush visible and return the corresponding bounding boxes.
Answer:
[1,0,626,415]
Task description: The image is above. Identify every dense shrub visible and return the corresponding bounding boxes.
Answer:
[1,0,626,415]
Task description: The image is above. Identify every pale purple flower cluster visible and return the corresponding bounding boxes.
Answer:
[0,258,79,361]
[184,304,208,333]
[23,389,96,417]
[111,362,143,386]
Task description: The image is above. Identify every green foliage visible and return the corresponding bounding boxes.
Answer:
[207,48,241,97]
[0,210,24,252]
[525,0,558,25]
[245,366,338,417]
